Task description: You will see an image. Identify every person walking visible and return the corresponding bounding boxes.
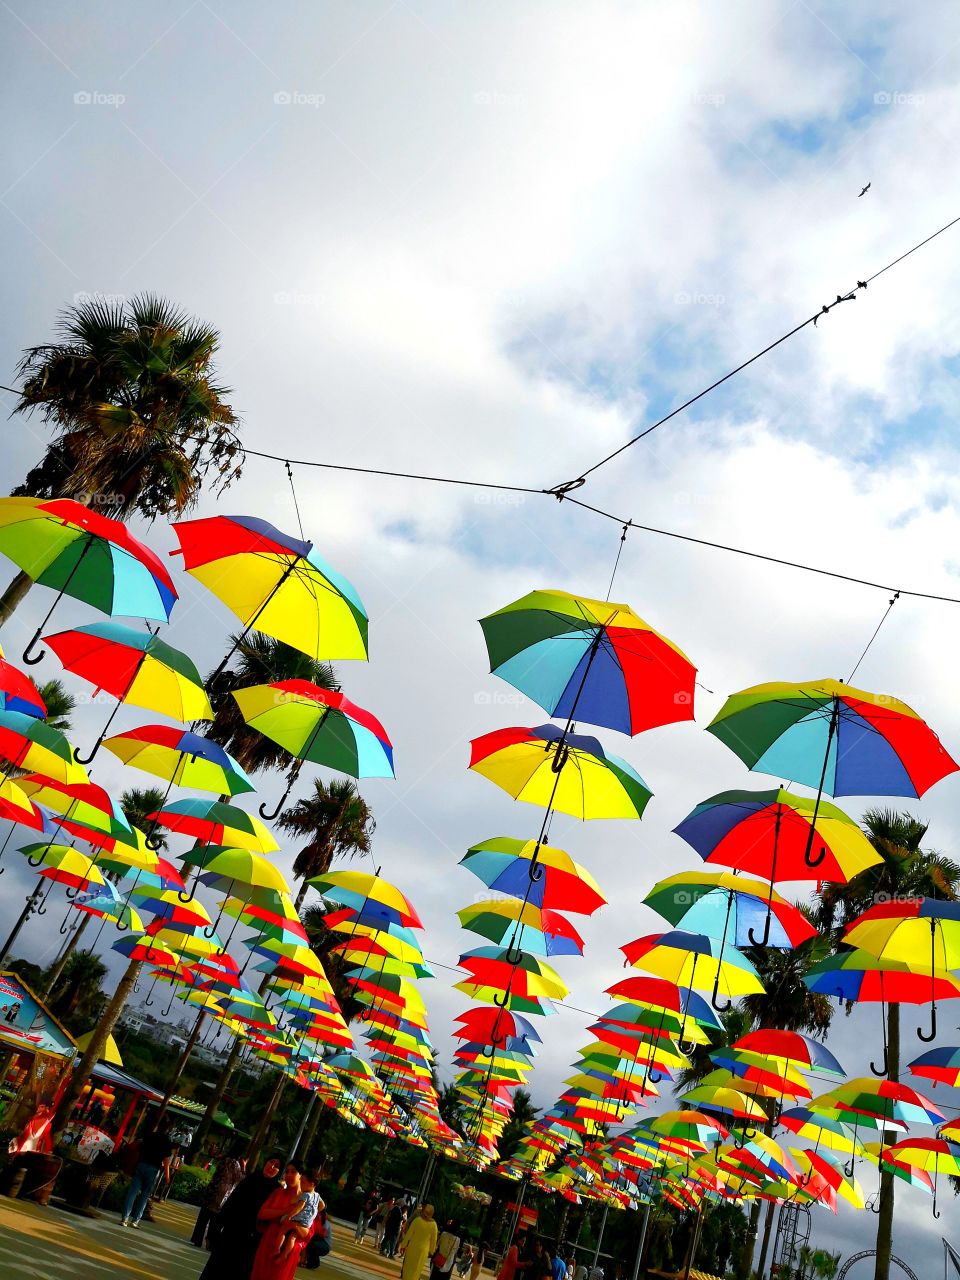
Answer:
[356,1186,381,1243]
[192,1143,246,1247]
[400,1203,438,1280]
[381,1197,406,1258]
[431,1220,462,1280]
[120,1115,174,1228]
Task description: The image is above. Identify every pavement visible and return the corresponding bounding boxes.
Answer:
[0,1195,404,1280]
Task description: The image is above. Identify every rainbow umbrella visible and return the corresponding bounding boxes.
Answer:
[0,710,87,785]
[461,836,605,914]
[170,515,368,666]
[17,776,132,841]
[18,842,105,893]
[0,497,177,664]
[0,658,45,718]
[469,724,652,820]
[643,869,817,954]
[458,900,584,958]
[103,724,253,796]
[46,622,213,761]
[649,1110,729,1150]
[825,1077,944,1130]
[843,897,960,1043]
[881,1136,960,1216]
[231,680,393,819]
[907,1045,960,1088]
[479,588,696,735]
[112,933,180,966]
[707,678,957,799]
[146,798,278,853]
[622,930,765,1016]
[731,1030,845,1078]
[72,884,144,933]
[778,1106,866,1157]
[309,871,422,927]
[861,1141,934,1194]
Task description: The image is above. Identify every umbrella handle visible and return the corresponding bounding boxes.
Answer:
[803,843,827,869]
[22,628,46,666]
[65,885,79,900]
[550,743,570,774]
[648,1071,661,1085]
[26,850,47,869]
[492,990,510,1008]
[918,1004,938,1042]
[504,944,525,966]
[869,1046,889,1077]
[710,971,731,1013]
[58,910,72,936]
[528,860,545,883]
[842,1155,855,1178]
[732,1126,750,1150]
[867,1193,881,1214]
[145,832,164,851]
[933,1178,940,1219]
[746,912,772,948]
[115,914,130,932]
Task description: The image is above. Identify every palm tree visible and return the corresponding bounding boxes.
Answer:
[277,778,375,910]
[0,293,242,623]
[35,680,75,731]
[814,809,960,1280]
[120,786,169,851]
[45,948,107,1032]
[204,633,337,772]
[498,1087,539,1161]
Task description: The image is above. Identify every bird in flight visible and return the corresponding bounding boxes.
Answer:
[858,182,871,197]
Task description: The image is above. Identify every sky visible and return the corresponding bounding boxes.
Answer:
[2,0,960,1269]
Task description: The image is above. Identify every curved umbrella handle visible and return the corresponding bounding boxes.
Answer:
[144,989,155,1008]
[869,1045,889,1077]
[747,911,772,948]
[145,832,164,851]
[804,843,827,870]
[115,915,129,932]
[648,1071,661,1085]
[867,1193,881,1215]
[259,762,302,823]
[550,743,570,775]
[504,944,525,966]
[492,990,511,1009]
[22,629,46,666]
[74,738,102,766]
[732,1127,749,1151]
[528,860,545,883]
[26,850,47,869]
[918,1003,938,1042]
[64,885,79,900]
[178,887,194,904]
[710,970,731,1013]
[58,910,72,936]
[843,1155,856,1179]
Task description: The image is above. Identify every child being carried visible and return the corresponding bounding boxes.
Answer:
[275,1170,324,1262]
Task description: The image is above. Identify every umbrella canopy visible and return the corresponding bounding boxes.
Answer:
[804,948,960,1004]
[778,1106,866,1156]
[469,724,652,820]
[17,776,132,839]
[907,1045,960,1088]
[479,588,696,735]
[643,869,816,949]
[0,497,176,622]
[170,515,368,661]
[310,871,422,927]
[0,778,44,830]
[673,788,881,884]
[825,1077,944,1127]
[707,679,957,798]
[103,724,253,796]
[19,842,105,891]
[457,900,584,957]
[182,845,290,894]
[232,681,393,778]
[0,658,45,718]
[46,622,213,722]
[146,798,278,853]
[732,1030,845,1077]
[72,885,144,932]
[622,931,765,999]
[461,836,605,914]
[0,710,87,784]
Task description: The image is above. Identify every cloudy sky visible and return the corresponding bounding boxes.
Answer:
[3,0,960,1267]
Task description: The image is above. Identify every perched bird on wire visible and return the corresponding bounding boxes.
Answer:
[858,182,871,197]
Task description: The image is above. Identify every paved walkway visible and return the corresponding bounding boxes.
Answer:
[0,1195,400,1280]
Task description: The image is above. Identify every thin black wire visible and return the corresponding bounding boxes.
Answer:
[285,460,305,541]
[569,211,960,484]
[605,524,630,601]
[847,591,900,682]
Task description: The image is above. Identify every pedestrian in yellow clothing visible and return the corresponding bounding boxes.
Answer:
[400,1203,438,1280]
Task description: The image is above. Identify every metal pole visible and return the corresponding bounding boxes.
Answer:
[506,1176,529,1251]
[288,1090,317,1162]
[0,884,43,965]
[591,1204,609,1271]
[630,1201,652,1280]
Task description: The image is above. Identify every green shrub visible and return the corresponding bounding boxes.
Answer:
[170,1163,212,1205]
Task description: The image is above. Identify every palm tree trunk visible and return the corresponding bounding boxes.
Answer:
[736,1197,762,1279]
[874,1003,899,1280]
[247,1074,287,1164]
[294,877,309,913]
[0,570,33,627]
[156,1010,206,1121]
[756,1200,776,1279]
[190,1034,243,1158]
[300,1091,326,1165]
[52,957,142,1140]
[41,916,92,1001]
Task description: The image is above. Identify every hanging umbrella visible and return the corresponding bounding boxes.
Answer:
[457,900,584,958]
[731,1030,845,1079]
[825,1078,944,1130]
[230,680,393,819]
[0,497,177,664]
[170,514,368,667]
[622,930,765,1021]
[469,724,652,820]
[649,1110,729,1150]
[707,678,957,798]
[309,871,421,926]
[72,885,144,933]
[112,933,180,966]
[457,948,568,1000]
[907,1045,960,1088]
[103,724,254,796]
[479,588,696,735]
[0,657,45,718]
[674,787,881,897]
[16,776,132,841]
[843,897,960,1043]
[461,836,606,914]
[0,778,44,833]
[0,710,87,785]
[643,868,817,956]
[778,1106,866,1157]
[875,1137,960,1218]
[861,1141,935,1194]
[45,622,213,761]
[146,798,278,853]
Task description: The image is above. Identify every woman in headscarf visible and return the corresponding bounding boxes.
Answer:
[199,1155,282,1280]
[400,1203,438,1280]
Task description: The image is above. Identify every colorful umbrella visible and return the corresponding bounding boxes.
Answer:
[469,724,652,820]
[145,798,278,853]
[0,497,177,664]
[310,872,422,927]
[778,1106,866,1157]
[707,678,957,799]
[0,710,87,785]
[230,680,393,819]
[461,836,605,914]
[622,930,765,1016]
[843,897,960,1043]
[457,900,584,958]
[0,658,45,719]
[479,588,696,735]
[170,515,368,666]
[103,724,253,796]
[46,622,213,761]
[907,1045,960,1088]
[17,775,132,841]
[643,869,817,953]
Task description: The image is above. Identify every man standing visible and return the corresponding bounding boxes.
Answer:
[120,1115,174,1228]
[356,1185,381,1243]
